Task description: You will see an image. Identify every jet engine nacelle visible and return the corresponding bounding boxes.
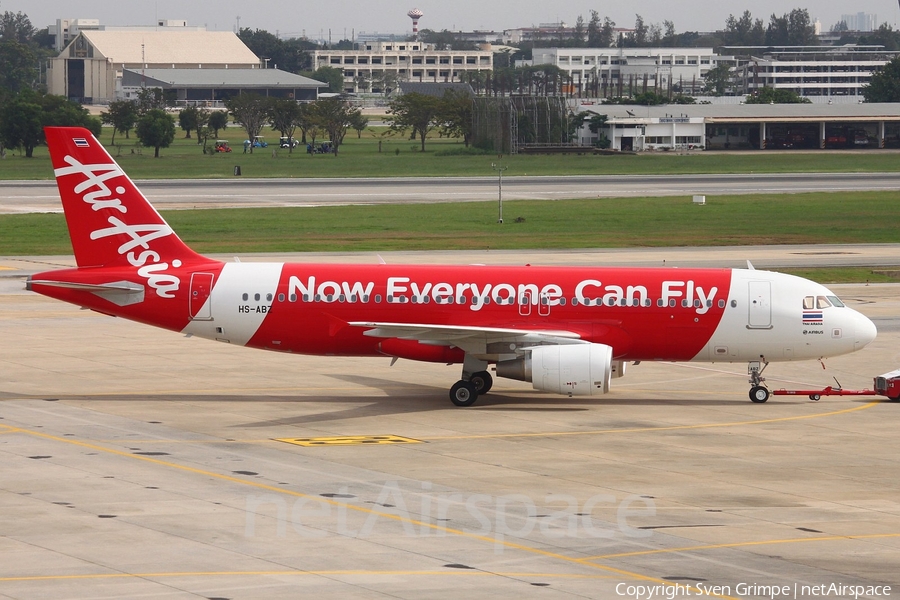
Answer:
[496,343,613,396]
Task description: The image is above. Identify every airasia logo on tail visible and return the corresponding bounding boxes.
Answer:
[55,154,182,298]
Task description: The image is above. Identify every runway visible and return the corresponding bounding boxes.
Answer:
[2,171,900,213]
[1,249,899,599]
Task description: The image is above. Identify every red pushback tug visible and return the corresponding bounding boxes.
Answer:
[773,369,900,402]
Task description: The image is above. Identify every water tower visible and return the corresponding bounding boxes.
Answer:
[407,8,423,40]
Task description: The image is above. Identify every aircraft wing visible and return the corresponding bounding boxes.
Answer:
[349,321,585,354]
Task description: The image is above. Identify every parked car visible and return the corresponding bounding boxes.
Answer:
[852,130,870,146]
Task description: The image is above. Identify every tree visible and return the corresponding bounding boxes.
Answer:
[599,17,617,48]
[101,100,138,144]
[586,113,610,148]
[703,64,733,96]
[0,92,42,157]
[302,102,322,148]
[573,15,586,47]
[135,87,168,114]
[437,89,473,146]
[237,27,314,73]
[724,11,765,46]
[0,89,99,157]
[745,87,811,104]
[304,66,344,93]
[386,92,442,151]
[178,106,201,139]
[315,97,361,155]
[225,93,269,153]
[269,98,303,152]
[860,24,900,52]
[39,92,101,135]
[863,56,900,102]
[586,11,602,47]
[135,108,176,157]
[193,108,211,143]
[766,9,817,46]
[350,111,369,138]
[0,39,36,93]
[208,110,229,137]
[662,21,677,47]
[630,15,649,47]
[0,9,36,43]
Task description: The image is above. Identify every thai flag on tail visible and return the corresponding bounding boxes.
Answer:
[73,138,89,147]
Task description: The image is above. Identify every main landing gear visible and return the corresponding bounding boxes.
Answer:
[748,359,770,403]
[449,356,493,407]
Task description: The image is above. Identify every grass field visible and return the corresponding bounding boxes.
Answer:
[2,190,897,253]
[2,125,900,180]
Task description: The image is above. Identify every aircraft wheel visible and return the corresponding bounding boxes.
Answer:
[450,380,479,407]
[470,370,493,394]
[749,386,770,403]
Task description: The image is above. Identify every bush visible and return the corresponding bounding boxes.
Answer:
[434,146,492,156]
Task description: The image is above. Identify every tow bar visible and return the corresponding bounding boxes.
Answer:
[772,369,900,402]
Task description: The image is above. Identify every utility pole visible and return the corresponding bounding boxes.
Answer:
[491,159,508,224]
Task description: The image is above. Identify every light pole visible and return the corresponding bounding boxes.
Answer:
[491,159,508,224]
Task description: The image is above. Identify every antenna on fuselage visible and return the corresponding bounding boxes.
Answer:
[747,260,755,270]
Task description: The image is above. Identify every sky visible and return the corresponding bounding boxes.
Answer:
[9,0,900,40]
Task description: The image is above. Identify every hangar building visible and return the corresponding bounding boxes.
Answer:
[576,103,900,151]
[48,30,265,104]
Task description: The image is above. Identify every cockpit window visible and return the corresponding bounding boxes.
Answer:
[805,295,843,309]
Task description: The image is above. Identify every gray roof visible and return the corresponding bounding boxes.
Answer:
[579,102,900,123]
[123,68,326,89]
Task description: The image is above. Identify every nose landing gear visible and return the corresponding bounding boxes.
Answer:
[748,359,770,403]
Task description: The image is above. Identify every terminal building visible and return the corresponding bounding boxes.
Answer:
[311,41,492,94]
[575,103,900,151]
[728,45,900,102]
[527,47,719,95]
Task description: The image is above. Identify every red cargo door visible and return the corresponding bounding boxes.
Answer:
[190,273,214,320]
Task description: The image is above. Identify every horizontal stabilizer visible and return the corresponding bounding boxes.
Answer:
[27,278,145,306]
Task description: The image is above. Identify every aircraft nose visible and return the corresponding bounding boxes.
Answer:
[854,311,877,349]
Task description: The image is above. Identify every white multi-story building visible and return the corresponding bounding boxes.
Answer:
[529,47,718,95]
[732,45,900,101]
[312,41,492,94]
[840,12,877,32]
